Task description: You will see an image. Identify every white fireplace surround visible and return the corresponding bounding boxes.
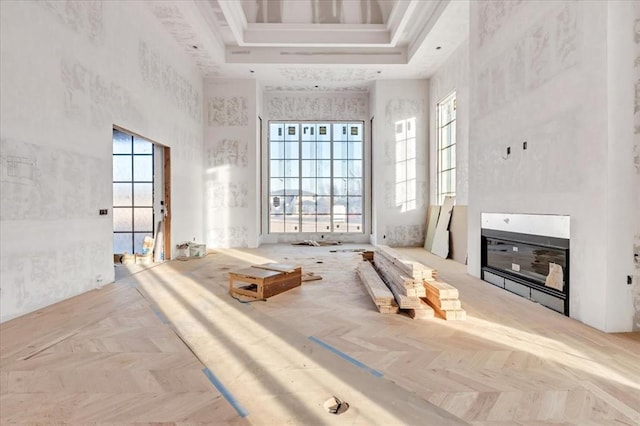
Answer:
[481,213,570,240]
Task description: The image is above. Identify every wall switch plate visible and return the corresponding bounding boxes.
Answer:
[99,209,108,215]
[507,146,511,155]
[523,141,528,150]
[628,275,633,285]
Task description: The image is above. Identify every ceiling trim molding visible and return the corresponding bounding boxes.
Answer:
[226,46,406,65]
[243,23,390,47]
[216,0,247,45]
[387,0,419,46]
[407,0,450,61]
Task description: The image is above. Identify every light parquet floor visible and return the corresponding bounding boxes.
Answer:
[2,244,640,425]
[0,281,248,424]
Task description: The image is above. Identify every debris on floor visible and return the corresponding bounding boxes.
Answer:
[292,240,342,246]
[302,272,322,282]
[324,396,349,415]
[360,251,374,262]
[329,248,366,253]
[176,241,207,260]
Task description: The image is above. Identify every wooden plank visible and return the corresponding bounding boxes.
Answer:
[422,294,462,310]
[427,301,467,321]
[405,299,435,320]
[378,305,400,314]
[449,205,468,265]
[252,263,298,273]
[374,255,420,290]
[424,279,459,300]
[231,267,282,279]
[424,205,441,251]
[356,262,397,307]
[375,245,437,280]
[302,272,322,282]
[431,196,455,258]
[374,258,425,301]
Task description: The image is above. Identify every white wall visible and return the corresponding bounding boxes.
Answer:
[429,39,470,206]
[0,1,203,322]
[634,0,640,331]
[260,90,371,244]
[203,79,259,248]
[370,80,429,247]
[468,0,637,331]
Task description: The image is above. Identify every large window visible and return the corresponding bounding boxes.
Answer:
[269,122,363,233]
[436,92,456,205]
[395,117,417,212]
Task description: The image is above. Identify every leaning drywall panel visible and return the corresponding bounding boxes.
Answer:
[0,1,203,322]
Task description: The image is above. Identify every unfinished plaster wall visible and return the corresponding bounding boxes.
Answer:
[203,79,259,248]
[0,1,203,322]
[632,1,640,331]
[371,80,429,247]
[605,1,638,332]
[429,39,470,206]
[468,0,637,331]
[261,91,371,244]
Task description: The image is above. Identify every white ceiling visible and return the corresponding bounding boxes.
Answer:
[147,0,469,91]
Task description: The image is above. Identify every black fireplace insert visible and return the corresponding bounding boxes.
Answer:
[481,228,570,316]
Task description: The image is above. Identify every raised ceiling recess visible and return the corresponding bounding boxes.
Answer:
[147,0,470,89]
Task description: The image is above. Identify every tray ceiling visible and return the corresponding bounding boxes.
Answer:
[147,0,469,90]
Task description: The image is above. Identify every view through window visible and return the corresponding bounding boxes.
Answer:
[113,129,154,254]
[395,117,417,212]
[269,122,363,233]
[437,92,456,205]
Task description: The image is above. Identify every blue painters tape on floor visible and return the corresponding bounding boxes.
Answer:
[308,336,383,378]
[151,307,169,324]
[202,367,249,418]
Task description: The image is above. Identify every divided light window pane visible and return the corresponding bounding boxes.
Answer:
[437,92,457,205]
[268,121,364,234]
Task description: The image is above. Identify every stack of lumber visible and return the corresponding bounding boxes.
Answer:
[356,261,399,314]
[423,279,466,320]
[373,246,435,320]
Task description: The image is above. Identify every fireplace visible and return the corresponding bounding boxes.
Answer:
[481,213,570,316]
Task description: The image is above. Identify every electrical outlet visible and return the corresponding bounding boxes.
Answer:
[628,275,633,285]
[507,146,511,155]
[523,141,528,150]
[99,209,108,215]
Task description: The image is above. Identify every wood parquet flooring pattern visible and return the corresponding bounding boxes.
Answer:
[0,284,247,424]
[183,244,639,426]
[2,244,639,425]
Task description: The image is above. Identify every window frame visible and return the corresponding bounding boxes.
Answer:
[436,91,457,205]
[267,121,364,234]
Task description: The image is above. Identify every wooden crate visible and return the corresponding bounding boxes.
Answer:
[229,265,302,299]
